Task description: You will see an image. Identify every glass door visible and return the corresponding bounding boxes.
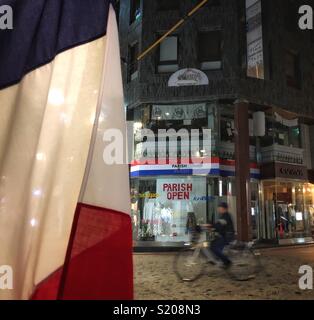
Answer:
[261,180,312,241]
[207,177,237,231]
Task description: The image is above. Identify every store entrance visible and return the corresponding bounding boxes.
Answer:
[262,180,314,243]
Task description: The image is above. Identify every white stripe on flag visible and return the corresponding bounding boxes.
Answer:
[79,6,130,215]
[0,27,107,300]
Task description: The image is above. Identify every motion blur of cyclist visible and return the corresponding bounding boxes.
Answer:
[209,202,235,269]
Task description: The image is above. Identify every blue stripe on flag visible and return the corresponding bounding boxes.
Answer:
[0,0,111,89]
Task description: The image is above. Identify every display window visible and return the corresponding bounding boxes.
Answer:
[130,176,261,246]
[131,176,207,243]
[261,180,314,241]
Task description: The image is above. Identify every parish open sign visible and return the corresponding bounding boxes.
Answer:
[163,183,193,200]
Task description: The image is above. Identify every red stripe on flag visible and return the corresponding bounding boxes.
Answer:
[31,269,62,300]
[32,203,133,300]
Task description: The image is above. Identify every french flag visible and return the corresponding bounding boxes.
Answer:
[0,1,133,300]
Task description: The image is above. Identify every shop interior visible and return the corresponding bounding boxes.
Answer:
[262,180,314,242]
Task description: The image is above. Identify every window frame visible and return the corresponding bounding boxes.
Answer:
[197,30,223,71]
[157,35,179,74]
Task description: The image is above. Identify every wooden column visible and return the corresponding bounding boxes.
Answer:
[234,100,251,242]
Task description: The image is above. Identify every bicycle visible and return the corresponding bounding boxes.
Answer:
[174,226,262,282]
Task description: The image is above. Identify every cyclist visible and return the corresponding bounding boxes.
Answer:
[209,202,235,269]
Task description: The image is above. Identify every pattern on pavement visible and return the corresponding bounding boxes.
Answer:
[134,246,314,300]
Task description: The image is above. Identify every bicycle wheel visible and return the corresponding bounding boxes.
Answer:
[226,247,261,281]
[174,247,205,282]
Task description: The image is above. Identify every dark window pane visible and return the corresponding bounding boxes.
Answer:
[198,31,222,70]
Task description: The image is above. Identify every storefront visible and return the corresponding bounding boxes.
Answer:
[128,101,237,247]
[258,109,314,244]
[128,102,314,248]
[260,163,314,244]
[130,171,260,247]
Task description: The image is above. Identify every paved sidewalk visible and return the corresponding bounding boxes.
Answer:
[134,246,314,300]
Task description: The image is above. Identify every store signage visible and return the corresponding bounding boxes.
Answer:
[171,164,188,169]
[193,195,215,202]
[276,164,308,180]
[261,162,308,180]
[131,159,260,179]
[246,0,264,79]
[156,178,206,210]
[168,68,209,87]
[162,183,193,200]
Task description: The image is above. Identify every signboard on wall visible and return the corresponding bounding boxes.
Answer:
[261,162,308,180]
[168,68,209,87]
[152,104,206,120]
[246,0,265,79]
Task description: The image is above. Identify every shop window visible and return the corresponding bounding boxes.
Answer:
[262,181,314,241]
[130,0,141,24]
[131,177,208,244]
[285,50,301,88]
[128,42,139,82]
[157,36,179,73]
[198,31,222,71]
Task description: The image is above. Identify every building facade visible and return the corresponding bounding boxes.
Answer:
[119,0,314,248]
